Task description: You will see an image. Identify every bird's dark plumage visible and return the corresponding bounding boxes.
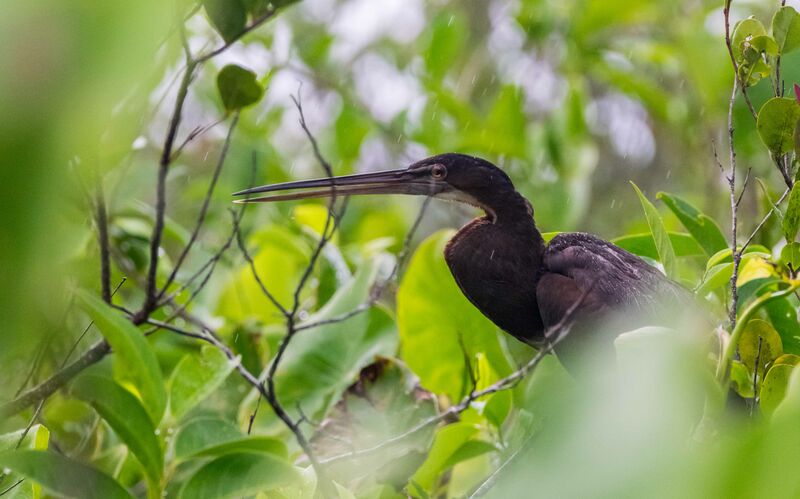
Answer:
[235,152,691,369]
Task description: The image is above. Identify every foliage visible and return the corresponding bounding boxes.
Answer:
[2,0,800,498]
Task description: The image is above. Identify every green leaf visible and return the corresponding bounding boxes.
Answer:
[72,375,163,486]
[656,192,728,256]
[0,425,49,451]
[75,290,166,424]
[783,182,800,241]
[169,346,235,420]
[696,262,733,296]
[766,298,800,356]
[0,450,133,499]
[398,230,514,401]
[216,64,264,111]
[630,182,677,278]
[174,418,287,461]
[780,242,800,268]
[730,360,755,398]
[424,11,467,80]
[0,425,50,499]
[410,422,478,491]
[757,97,800,155]
[761,364,795,417]
[177,452,300,499]
[203,0,246,44]
[772,6,800,54]
[440,440,498,470]
[611,232,703,259]
[732,17,767,61]
[739,319,783,379]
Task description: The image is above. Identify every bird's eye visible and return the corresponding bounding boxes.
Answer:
[431,164,447,179]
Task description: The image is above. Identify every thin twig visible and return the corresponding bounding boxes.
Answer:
[160,113,241,298]
[727,80,741,330]
[195,9,278,64]
[741,186,791,252]
[95,180,112,304]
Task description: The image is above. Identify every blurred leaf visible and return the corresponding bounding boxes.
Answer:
[177,452,300,499]
[398,230,513,400]
[75,290,166,424]
[772,6,800,55]
[169,346,235,420]
[730,360,755,398]
[0,425,49,499]
[311,358,437,491]
[783,181,800,241]
[203,0,246,43]
[656,192,728,255]
[757,97,800,156]
[775,353,800,366]
[611,231,703,259]
[739,319,783,379]
[424,11,467,80]
[765,298,800,355]
[410,422,478,491]
[174,418,287,460]
[761,364,795,417]
[334,103,371,161]
[630,182,677,278]
[0,450,133,499]
[72,375,162,486]
[216,64,264,111]
[440,440,498,470]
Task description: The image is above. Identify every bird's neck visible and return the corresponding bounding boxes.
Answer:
[444,192,546,343]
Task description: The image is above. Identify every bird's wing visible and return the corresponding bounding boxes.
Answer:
[540,232,688,322]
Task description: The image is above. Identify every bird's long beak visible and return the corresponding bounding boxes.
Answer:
[233,168,443,203]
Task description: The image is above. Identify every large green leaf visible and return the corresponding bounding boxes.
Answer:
[202,0,246,43]
[177,452,299,499]
[656,192,728,256]
[732,17,767,60]
[757,97,800,155]
[398,230,514,401]
[0,450,133,499]
[169,345,235,420]
[75,290,166,424]
[71,375,162,486]
[241,255,398,432]
[772,6,800,55]
[174,417,287,461]
[630,183,676,278]
[739,319,783,379]
[611,232,703,259]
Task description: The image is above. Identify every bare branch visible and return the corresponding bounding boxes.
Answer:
[741,186,791,252]
[160,112,241,297]
[95,180,112,303]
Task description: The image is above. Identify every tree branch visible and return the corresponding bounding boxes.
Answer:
[159,112,240,298]
[319,283,593,466]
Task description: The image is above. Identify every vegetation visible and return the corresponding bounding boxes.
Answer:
[2,0,800,497]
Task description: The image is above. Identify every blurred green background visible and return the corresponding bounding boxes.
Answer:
[3,0,800,497]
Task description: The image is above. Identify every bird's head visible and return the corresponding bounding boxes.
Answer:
[234,153,528,221]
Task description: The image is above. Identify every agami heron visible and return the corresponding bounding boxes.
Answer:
[234,153,688,368]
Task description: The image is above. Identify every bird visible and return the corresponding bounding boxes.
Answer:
[234,153,690,370]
